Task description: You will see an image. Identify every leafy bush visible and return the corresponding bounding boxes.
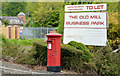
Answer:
[2,38,95,73]
[87,46,120,75]
[1,18,9,26]
[2,37,119,75]
[68,41,92,62]
[31,41,95,73]
[2,36,37,65]
[31,41,47,65]
[61,44,84,72]
[108,12,120,50]
[15,48,37,65]
[2,36,18,57]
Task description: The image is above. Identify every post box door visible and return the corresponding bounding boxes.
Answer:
[48,38,58,66]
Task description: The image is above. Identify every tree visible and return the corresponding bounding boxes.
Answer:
[56,3,65,34]
[3,2,27,16]
[1,18,9,26]
[1,2,8,16]
[26,2,40,17]
[108,12,120,49]
[31,2,63,27]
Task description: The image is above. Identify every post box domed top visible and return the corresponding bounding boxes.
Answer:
[46,31,62,37]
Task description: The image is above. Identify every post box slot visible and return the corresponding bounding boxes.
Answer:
[47,40,52,42]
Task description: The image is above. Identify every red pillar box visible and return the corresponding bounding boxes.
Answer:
[46,31,62,72]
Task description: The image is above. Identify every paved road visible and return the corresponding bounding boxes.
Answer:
[0,60,61,74]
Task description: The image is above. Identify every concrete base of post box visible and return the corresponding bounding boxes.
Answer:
[47,66,60,72]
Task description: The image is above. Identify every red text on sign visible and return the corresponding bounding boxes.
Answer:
[69,16,78,19]
[86,5,104,10]
[91,21,104,25]
[79,15,89,19]
[66,21,89,25]
[90,15,101,19]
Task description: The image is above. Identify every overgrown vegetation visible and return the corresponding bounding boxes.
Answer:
[2,36,92,73]
[87,45,120,75]
[2,2,27,16]
[1,18,9,26]
[4,38,44,46]
[2,35,119,75]
[2,35,39,65]
[61,44,93,73]
[68,41,92,62]
[108,12,120,49]
[28,41,94,73]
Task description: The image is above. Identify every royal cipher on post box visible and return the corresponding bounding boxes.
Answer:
[46,31,62,72]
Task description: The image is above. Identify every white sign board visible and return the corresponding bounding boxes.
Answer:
[63,12,107,46]
[65,4,107,12]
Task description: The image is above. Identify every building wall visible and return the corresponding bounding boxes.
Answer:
[11,27,15,39]
[0,25,19,39]
[17,15,26,24]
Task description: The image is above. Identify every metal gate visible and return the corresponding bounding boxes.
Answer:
[20,27,55,39]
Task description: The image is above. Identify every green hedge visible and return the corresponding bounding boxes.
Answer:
[32,41,47,65]
[2,35,18,57]
[88,46,120,75]
[2,36,40,65]
[61,44,84,72]
[31,41,93,73]
[2,35,119,75]
[68,41,92,62]
[3,38,87,72]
